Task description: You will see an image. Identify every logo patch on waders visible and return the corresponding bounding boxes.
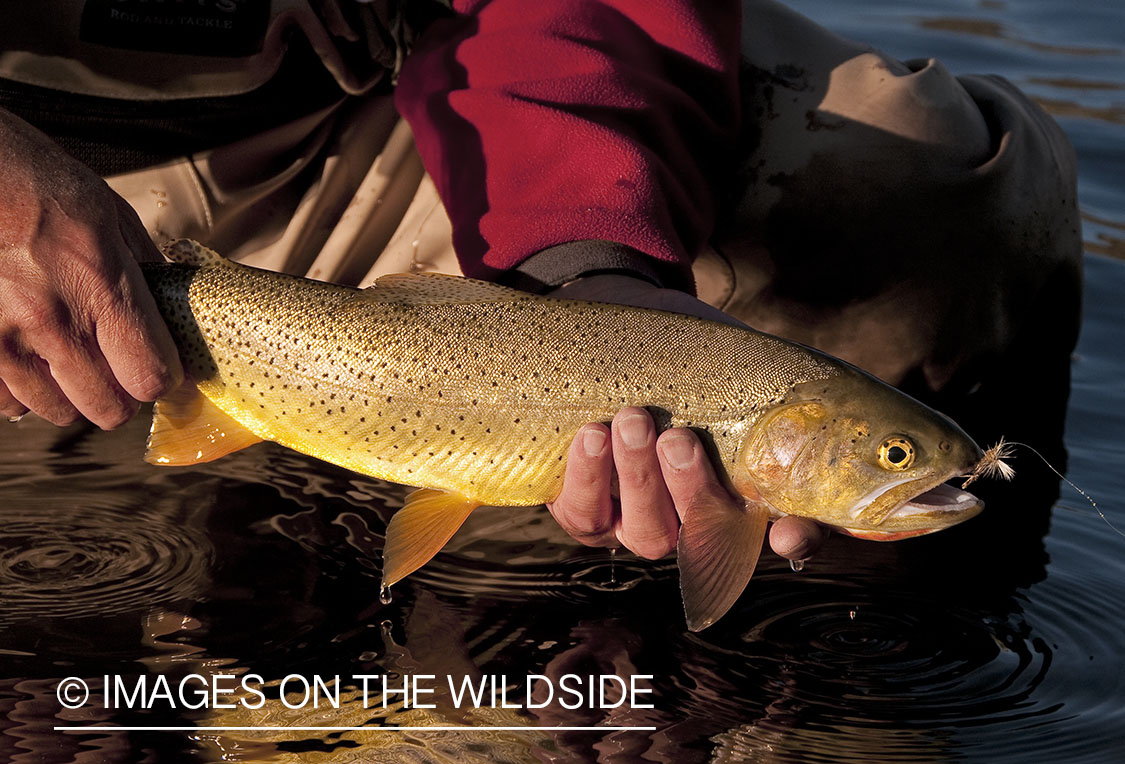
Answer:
[80,0,269,57]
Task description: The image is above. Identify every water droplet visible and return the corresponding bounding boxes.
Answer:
[790,559,806,572]
[849,608,858,620]
[609,547,618,586]
[379,584,392,605]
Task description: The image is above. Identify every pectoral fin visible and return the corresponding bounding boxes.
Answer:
[145,382,262,465]
[381,489,481,588]
[678,497,770,632]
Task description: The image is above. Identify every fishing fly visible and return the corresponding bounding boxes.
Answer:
[965,438,1122,538]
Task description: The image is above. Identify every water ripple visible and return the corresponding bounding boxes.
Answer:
[0,497,213,625]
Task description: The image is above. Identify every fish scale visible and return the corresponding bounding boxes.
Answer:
[142,239,988,631]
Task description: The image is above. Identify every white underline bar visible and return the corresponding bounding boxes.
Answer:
[55,726,656,732]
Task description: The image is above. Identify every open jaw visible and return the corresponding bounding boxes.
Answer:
[841,476,984,540]
[889,481,982,520]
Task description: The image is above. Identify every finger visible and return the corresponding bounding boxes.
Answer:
[39,331,140,429]
[612,408,678,559]
[656,427,742,525]
[93,250,184,402]
[0,346,80,426]
[548,423,617,547]
[10,291,141,429]
[0,378,29,420]
[769,515,830,560]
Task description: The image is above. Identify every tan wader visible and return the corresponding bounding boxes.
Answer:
[104,0,1079,396]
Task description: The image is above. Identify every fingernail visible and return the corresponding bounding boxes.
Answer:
[618,413,650,449]
[660,433,695,469]
[582,427,608,457]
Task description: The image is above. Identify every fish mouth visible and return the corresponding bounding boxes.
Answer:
[839,478,983,540]
[851,473,984,530]
[885,481,983,520]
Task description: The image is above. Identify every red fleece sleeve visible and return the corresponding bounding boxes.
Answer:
[395,0,741,284]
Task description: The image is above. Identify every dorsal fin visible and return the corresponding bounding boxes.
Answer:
[353,272,528,306]
[161,239,229,267]
[145,381,263,465]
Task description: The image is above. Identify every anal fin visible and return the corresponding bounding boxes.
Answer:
[678,497,770,632]
[145,382,263,466]
[382,489,481,588]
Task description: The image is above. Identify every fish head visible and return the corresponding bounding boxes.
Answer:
[733,372,985,539]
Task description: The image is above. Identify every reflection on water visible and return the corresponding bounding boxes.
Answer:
[1081,211,1125,259]
[916,17,1121,57]
[1028,77,1124,92]
[4,2,1125,763]
[1033,97,1125,126]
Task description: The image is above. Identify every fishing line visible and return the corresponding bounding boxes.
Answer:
[968,439,1123,539]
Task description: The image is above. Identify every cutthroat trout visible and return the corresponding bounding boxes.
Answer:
[143,240,996,630]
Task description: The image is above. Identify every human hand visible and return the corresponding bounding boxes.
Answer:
[545,274,829,562]
[0,110,183,428]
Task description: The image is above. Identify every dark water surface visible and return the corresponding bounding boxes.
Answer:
[3,1,1125,762]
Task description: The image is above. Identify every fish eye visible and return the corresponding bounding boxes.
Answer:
[878,437,916,471]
